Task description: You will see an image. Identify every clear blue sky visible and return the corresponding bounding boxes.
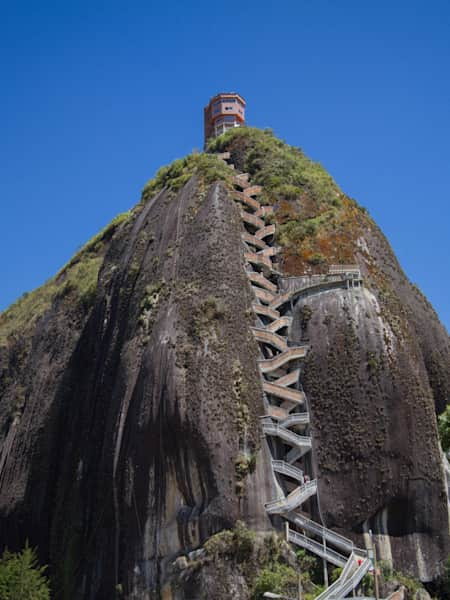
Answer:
[1,0,449,331]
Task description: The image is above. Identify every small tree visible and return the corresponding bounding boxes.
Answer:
[252,563,297,599]
[438,406,450,453]
[436,555,450,599]
[0,543,50,600]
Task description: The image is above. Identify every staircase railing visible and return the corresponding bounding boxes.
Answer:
[287,529,347,568]
[262,420,312,448]
[286,512,355,553]
[265,480,317,513]
[281,412,309,427]
[272,460,304,482]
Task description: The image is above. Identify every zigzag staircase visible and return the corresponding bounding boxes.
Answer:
[216,151,371,598]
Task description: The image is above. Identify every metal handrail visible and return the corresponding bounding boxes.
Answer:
[281,413,309,427]
[262,421,312,448]
[286,512,354,553]
[288,529,347,568]
[329,264,360,274]
[272,460,304,482]
[337,558,372,598]
[265,481,317,513]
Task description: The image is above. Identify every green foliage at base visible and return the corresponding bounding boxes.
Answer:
[0,211,131,346]
[295,548,322,584]
[252,563,298,599]
[435,555,450,599]
[0,544,50,600]
[142,152,233,201]
[204,521,255,564]
[197,526,328,600]
[378,560,427,598]
[438,406,450,452]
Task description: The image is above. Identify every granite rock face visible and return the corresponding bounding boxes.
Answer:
[0,179,276,598]
[0,130,449,599]
[290,224,450,580]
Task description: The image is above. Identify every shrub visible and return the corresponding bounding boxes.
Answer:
[203,296,225,320]
[140,281,165,312]
[0,543,50,599]
[330,566,343,583]
[204,521,255,563]
[142,152,233,200]
[299,305,313,331]
[439,406,450,453]
[234,453,257,479]
[360,573,375,596]
[436,555,450,598]
[295,549,322,584]
[307,252,326,266]
[252,563,297,599]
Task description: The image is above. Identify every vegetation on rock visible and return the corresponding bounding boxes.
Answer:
[141,152,233,201]
[207,126,370,274]
[0,211,131,347]
[438,406,450,453]
[204,521,256,563]
[184,524,326,600]
[252,563,299,599]
[0,544,50,600]
[0,126,449,598]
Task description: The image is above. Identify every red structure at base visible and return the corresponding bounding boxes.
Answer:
[204,92,246,145]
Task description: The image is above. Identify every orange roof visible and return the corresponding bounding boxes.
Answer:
[206,92,246,107]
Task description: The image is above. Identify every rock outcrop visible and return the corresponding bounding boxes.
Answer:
[0,128,449,599]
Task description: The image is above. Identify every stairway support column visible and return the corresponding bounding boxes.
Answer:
[323,537,329,588]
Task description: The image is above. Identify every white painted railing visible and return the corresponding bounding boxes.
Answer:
[288,529,347,567]
[338,559,372,599]
[329,264,360,276]
[286,512,355,553]
[281,412,309,427]
[262,420,312,448]
[272,460,304,482]
[265,480,317,513]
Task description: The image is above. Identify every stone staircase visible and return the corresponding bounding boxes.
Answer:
[215,150,371,598]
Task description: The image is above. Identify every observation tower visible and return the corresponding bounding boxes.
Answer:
[204,92,246,145]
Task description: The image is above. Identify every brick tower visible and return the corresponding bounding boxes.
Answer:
[204,92,246,146]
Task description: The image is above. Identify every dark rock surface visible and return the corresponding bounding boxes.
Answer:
[292,217,450,581]
[0,132,449,598]
[0,179,276,599]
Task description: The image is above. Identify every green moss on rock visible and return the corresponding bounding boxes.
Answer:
[141,152,233,201]
[0,211,131,346]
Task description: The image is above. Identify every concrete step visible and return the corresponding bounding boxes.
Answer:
[247,271,277,292]
[253,286,276,306]
[263,381,306,404]
[240,210,265,230]
[244,185,263,197]
[252,303,280,320]
[255,224,276,239]
[258,346,308,373]
[251,328,289,352]
[242,232,268,251]
[244,251,274,271]
[234,190,261,212]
